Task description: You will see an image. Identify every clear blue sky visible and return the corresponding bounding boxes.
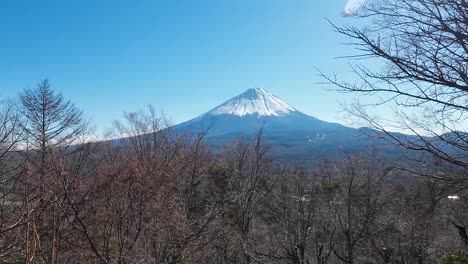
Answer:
[0,0,369,133]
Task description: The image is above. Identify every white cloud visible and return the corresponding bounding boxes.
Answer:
[344,0,367,15]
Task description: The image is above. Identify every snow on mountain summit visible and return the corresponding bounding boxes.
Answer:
[205,88,298,117]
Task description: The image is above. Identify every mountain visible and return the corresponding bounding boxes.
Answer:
[174,88,389,165]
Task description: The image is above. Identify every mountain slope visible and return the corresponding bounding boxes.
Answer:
[178,88,345,132]
[174,88,385,165]
[202,87,298,117]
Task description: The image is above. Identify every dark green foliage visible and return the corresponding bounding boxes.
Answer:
[321,180,341,193]
[442,252,468,264]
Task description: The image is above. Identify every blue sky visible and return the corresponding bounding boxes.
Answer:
[0,0,369,133]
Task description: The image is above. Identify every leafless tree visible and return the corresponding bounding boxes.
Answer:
[321,0,468,172]
[0,100,26,262]
[0,100,24,196]
[319,156,392,264]
[220,132,276,263]
[18,79,89,263]
[321,0,468,251]
[258,168,333,264]
[64,106,221,263]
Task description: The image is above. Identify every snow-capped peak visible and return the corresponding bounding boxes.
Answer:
[205,88,298,117]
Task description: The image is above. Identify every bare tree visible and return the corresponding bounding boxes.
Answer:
[321,0,468,251]
[218,132,275,263]
[69,106,222,263]
[321,0,468,172]
[0,100,26,262]
[258,168,332,264]
[0,100,24,197]
[319,156,391,264]
[20,79,85,166]
[18,79,88,263]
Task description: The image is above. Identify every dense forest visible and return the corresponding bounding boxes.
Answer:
[1,0,467,263]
